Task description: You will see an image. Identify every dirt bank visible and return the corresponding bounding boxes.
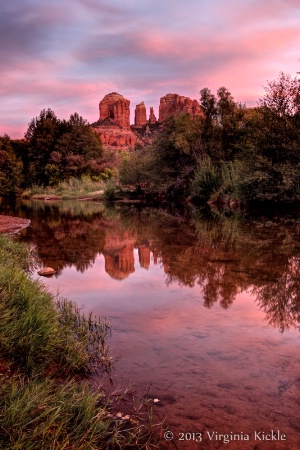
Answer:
[0,215,30,234]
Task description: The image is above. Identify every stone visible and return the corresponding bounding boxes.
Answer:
[38,267,56,276]
[134,102,147,127]
[99,92,130,129]
[158,93,202,122]
[149,107,157,124]
[93,123,138,148]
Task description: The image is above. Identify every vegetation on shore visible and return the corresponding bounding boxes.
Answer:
[119,73,300,208]
[1,72,300,210]
[0,235,160,449]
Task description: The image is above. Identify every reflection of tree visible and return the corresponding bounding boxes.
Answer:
[6,200,107,274]
[3,199,300,331]
[253,256,300,332]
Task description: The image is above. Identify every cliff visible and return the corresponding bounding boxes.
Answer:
[158,93,202,122]
[93,92,140,148]
[92,91,202,149]
[99,92,130,129]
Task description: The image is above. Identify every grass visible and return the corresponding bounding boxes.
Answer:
[23,176,106,200]
[0,235,161,449]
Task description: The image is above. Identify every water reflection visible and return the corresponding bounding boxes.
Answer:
[2,199,300,333]
[2,199,300,448]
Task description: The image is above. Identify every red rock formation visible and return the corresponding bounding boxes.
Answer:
[94,123,138,148]
[134,102,147,127]
[158,93,202,122]
[149,107,157,124]
[99,92,130,129]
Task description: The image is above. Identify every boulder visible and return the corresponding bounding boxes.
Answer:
[38,267,56,276]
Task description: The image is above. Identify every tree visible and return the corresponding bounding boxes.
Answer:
[199,87,247,162]
[25,109,63,185]
[24,110,103,185]
[146,114,201,197]
[0,135,23,195]
[257,72,300,164]
[237,73,300,204]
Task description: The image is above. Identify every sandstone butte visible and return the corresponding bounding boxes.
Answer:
[91,92,202,150]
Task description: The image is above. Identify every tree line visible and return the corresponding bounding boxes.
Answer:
[120,72,300,207]
[1,72,300,208]
[0,110,116,195]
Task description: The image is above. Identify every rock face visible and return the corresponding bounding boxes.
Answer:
[134,102,147,127]
[149,107,157,124]
[158,93,202,122]
[94,122,138,148]
[93,91,202,149]
[99,92,130,129]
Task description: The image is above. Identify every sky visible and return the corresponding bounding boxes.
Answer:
[1,0,300,138]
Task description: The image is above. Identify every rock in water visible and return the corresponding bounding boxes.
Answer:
[38,267,56,276]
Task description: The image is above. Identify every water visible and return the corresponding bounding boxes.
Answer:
[2,199,300,449]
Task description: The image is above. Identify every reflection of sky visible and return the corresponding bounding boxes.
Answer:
[40,249,299,338]
[1,0,300,137]
[39,244,300,439]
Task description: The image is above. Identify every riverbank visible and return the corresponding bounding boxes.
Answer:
[0,235,160,449]
[0,215,30,234]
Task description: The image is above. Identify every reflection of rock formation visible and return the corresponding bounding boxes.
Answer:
[138,244,150,270]
[103,230,136,280]
[158,93,202,122]
[103,247,135,280]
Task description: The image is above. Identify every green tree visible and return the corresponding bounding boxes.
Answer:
[25,109,63,185]
[199,87,247,162]
[147,113,201,197]
[0,135,23,195]
[237,73,300,204]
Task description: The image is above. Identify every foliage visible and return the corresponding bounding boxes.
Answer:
[191,158,221,202]
[199,86,247,162]
[144,114,202,197]
[0,235,160,449]
[24,110,103,186]
[27,175,105,199]
[119,146,152,192]
[0,135,23,195]
[0,235,111,376]
[103,180,119,201]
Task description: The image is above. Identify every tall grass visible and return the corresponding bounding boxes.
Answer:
[25,175,106,199]
[0,243,111,376]
[191,158,241,204]
[0,375,160,450]
[0,235,160,449]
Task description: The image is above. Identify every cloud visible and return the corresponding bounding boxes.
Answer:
[1,0,300,138]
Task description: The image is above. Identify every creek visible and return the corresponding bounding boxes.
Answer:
[1,198,300,449]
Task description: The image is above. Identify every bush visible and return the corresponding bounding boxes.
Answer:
[191,158,221,202]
